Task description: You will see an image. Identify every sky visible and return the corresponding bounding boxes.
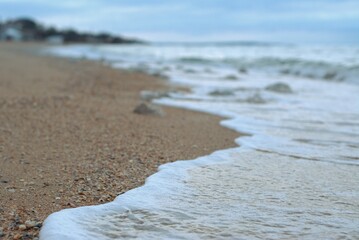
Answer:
[0,0,358,44]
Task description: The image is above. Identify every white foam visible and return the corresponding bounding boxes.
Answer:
[40,146,359,239]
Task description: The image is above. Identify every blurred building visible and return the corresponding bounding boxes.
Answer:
[0,26,23,41]
[0,18,38,41]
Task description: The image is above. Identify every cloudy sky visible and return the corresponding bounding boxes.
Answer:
[1,0,358,44]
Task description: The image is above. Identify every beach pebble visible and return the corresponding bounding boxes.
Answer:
[238,67,248,74]
[25,220,37,228]
[21,233,34,239]
[224,74,238,80]
[133,103,164,116]
[265,82,293,93]
[18,224,27,231]
[13,233,22,239]
[150,71,168,79]
[246,93,266,104]
[67,202,76,208]
[140,91,170,101]
[209,90,234,96]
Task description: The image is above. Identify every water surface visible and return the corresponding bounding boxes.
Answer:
[41,43,359,239]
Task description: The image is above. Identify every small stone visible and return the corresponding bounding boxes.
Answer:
[150,71,168,79]
[22,233,34,239]
[323,71,337,80]
[238,67,248,74]
[67,202,76,208]
[133,103,164,116]
[224,74,238,80]
[265,82,293,93]
[35,221,42,228]
[55,197,61,200]
[140,90,170,101]
[209,90,234,96]
[13,233,22,239]
[18,224,27,231]
[25,220,37,228]
[246,93,266,104]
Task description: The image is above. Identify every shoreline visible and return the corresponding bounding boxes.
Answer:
[0,43,238,239]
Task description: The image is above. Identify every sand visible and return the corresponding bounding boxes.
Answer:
[0,43,238,239]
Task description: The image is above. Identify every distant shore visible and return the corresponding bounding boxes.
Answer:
[0,43,237,239]
[0,18,143,44]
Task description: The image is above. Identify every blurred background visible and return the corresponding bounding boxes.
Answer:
[1,0,359,44]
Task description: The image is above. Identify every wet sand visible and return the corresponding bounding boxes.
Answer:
[0,43,238,239]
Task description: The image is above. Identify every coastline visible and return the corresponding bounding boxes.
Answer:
[0,43,238,239]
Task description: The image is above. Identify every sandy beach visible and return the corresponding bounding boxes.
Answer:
[0,43,237,239]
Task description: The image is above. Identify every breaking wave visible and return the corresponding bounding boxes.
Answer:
[179,56,359,83]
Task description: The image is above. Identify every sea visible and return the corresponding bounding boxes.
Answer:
[40,42,359,239]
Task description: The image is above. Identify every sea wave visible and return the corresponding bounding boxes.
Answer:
[178,56,359,83]
[229,57,359,82]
